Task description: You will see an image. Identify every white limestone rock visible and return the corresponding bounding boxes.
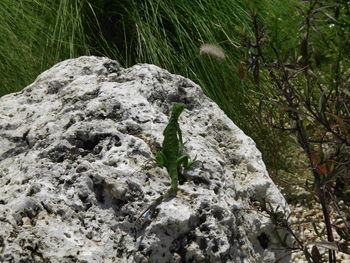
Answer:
[0,56,290,262]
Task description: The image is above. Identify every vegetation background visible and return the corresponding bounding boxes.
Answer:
[1,0,349,262]
[0,0,298,171]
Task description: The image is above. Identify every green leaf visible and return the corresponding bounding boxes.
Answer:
[318,92,326,121]
[324,165,346,184]
[312,222,321,237]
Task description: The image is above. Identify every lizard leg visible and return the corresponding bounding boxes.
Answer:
[155,151,167,167]
[177,154,197,169]
[142,151,167,168]
[176,124,184,147]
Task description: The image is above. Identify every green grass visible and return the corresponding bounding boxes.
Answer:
[0,0,93,96]
[0,0,300,171]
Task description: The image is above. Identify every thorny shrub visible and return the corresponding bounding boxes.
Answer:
[235,1,349,262]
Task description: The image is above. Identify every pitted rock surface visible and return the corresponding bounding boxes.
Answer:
[0,56,290,263]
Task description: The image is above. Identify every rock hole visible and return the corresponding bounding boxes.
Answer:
[199,224,209,233]
[93,183,105,203]
[211,239,219,253]
[56,155,64,163]
[70,131,119,154]
[138,244,145,251]
[213,186,219,194]
[22,129,30,147]
[78,134,102,151]
[199,237,207,250]
[198,213,207,225]
[257,232,270,249]
[212,207,224,221]
[78,192,88,203]
[192,175,210,186]
[92,181,127,213]
[103,61,120,74]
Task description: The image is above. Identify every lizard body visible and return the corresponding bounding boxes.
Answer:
[136,103,194,221]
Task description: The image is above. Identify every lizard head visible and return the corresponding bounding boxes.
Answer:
[172,103,185,118]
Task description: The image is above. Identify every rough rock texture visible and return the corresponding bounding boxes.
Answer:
[0,56,290,263]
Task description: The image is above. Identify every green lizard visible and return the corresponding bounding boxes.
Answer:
[136,103,194,221]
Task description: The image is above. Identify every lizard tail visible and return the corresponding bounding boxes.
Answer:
[135,187,176,223]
